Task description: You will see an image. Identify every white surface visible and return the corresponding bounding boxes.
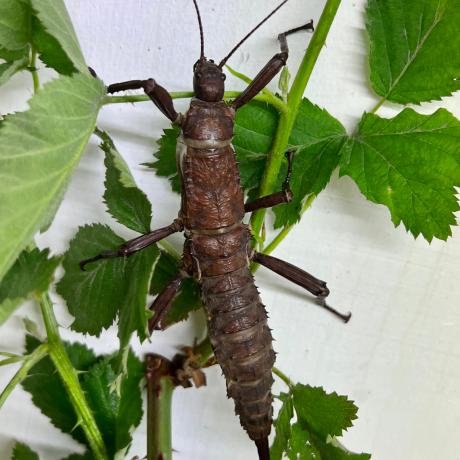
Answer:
[1,1,460,459]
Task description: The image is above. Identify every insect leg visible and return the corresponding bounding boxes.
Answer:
[231,20,314,110]
[245,149,294,212]
[252,252,351,323]
[148,272,187,332]
[79,219,183,270]
[107,79,182,124]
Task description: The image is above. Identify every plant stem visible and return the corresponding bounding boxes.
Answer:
[158,240,181,261]
[194,336,215,368]
[29,48,40,94]
[369,96,385,114]
[250,0,342,241]
[103,91,287,112]
[0,343,48,410]
[39,294,108,460]
[146,354,175,460]
[272,367,294,391]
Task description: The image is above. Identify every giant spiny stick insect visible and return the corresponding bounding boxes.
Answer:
[81,1,350,458]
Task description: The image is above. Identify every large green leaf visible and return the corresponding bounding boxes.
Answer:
[30,0,88,74]
[0,247,60,325]
[273,98,346,228]
[340,108,460,241]
[0,0,31,51]
[367,0,460,104]
[271,393,294,460]
[99,130,152,234]
[57,224,158,339]
[0,74,105,282]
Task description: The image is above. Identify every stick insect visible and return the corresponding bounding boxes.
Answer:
[81,1,350,458]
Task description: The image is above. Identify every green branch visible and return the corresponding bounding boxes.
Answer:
[0,344,48,410]
[272,367,294,391]
[39,294,108,460]
[29,48,40,94]
[250,0,342,241]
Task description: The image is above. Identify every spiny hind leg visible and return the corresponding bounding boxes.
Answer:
[252,251,351,323]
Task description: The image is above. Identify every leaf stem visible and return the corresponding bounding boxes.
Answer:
[250,0,342,240]
[29,48,40,94]
[39,294,108,460]
[0,343,48,410]
[272,367,294,391]
[369,97,386,114]
[146,354,175,460]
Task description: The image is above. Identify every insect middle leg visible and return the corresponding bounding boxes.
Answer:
[244,149,294,212]
[252,252,351,322]
[79,219,183,270]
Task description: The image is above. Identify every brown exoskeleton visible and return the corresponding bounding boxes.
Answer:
[81,1,350,458]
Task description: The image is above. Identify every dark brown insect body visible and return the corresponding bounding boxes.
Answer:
[81,2,350,458]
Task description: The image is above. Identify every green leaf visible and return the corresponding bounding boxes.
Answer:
[273,99,346,228]
[0,74,105,283]
[148,101,278,196]
[12,443,39,460]
[30,0,88,74]
[292,385,358,441]
[0,0,31,51]
[82,351,144,457]
[286,423,321,460]
[315,438,371,460]
[150,250,202,326]
[31,16,76,75]
[339,108,460,241]
[23,336,98,446]
[367,0,460,104]
[0,247,61,325]
[99,130,152,234]
[0,56,28,87]
[61,454,93,460]
[271,392,295,460]
[56,224,158,339]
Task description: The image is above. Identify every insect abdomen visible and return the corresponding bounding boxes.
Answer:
[201,262,275,440]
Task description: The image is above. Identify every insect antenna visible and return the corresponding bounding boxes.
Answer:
[192,0,205,60]
[218,0,289,68]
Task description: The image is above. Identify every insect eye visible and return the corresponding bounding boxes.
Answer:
[221,74,226,81]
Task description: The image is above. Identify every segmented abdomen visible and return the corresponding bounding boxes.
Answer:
[202,268,275,440]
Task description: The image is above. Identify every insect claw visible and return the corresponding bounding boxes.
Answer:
[316,296,351,323]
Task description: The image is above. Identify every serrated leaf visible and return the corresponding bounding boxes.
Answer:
[23,336,98,446]
[315,438,371,460]
[99,130,152,234]
[293,385,358,441]
[12,443,39,460]
[287,423,321,460]
[30,0,88,74]
[0,0,31,51]
[150,250,202,327]
[339,108,460,241]
[82,351,144,457]
[271,392,295,460]
[148,101,278,196]
[0,248,61,325]
[57,224,158,339]
[0,74,105,283]
[32,16,76,75]
[273,99,346,228]
[367,0,460,104]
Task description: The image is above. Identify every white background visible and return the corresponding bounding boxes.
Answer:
[1,1,460,459]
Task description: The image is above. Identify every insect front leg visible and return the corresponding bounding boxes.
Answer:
[107,79,183,124]
[79,219,183,270]
[231,20,314,110]
[252,252,352,323]
[244,149,294,213]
